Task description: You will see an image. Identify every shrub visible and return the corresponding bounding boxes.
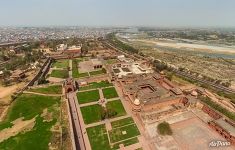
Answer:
[157,121,173,135]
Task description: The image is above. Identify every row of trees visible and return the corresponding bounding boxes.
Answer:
[106,33,139,54]
[3,50,43,71]
[199,95,235,121]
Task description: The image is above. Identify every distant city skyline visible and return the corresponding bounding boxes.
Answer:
[0,0,235,27]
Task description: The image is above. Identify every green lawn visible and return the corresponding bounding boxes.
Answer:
[77,90,100,104]
[86,124,111,150]
[106,100,126,117]
[105,59,117,64]
[28,85,62,94]
[78,72,89,78]
[89,68,106,76]
[79,81,113,91]
[0,94,60,149]
[1,94,60,123]
[72,59,89,78]
[72,59,79,78]
[52,60,69,68]
[0,116,56,150]
[80,104,103,124]
[50,70,68,78]
[111,117,134,128]
[109,124,140,143]
[102,87,118,99]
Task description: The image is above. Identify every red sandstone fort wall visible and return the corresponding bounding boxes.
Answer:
[208,121,235,145]
[202,105,221,120]
[142,97,182,112]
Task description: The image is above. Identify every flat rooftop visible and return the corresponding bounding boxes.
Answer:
[122,73,183,105]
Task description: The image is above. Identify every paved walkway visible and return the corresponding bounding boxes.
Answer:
[78,85,114,92]
[23,91,61,97]
[79,101,99,107]
[69,60,72,78]
[85,115,131,128]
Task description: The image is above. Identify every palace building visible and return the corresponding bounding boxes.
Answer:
[118,73,188,112]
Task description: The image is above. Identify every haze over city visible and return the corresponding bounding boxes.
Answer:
[0,0,235,27]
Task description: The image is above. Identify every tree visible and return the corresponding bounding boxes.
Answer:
[81,44,89,54]
[157,121,173,135]
[154,60,167,72]
[38,76,49,85]
[100,107,117,120]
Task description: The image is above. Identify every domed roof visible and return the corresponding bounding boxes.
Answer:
[134,98,140,105]
[191,90,198,96]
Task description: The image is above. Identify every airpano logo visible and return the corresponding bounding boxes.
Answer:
[209,140,230,147]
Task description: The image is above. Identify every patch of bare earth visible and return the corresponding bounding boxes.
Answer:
[0,117,36,143]
[49,122,62,150]
[0,106,9,122]
[41,108,53,122]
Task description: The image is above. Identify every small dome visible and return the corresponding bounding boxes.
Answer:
[118,74,122,79]
[134,98,140,105]
[191,90,198,96]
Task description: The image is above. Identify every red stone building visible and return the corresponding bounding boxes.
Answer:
[64,78,76,98]
[118,73,188,112]
[208,119,235,145]
[202,105,221,119]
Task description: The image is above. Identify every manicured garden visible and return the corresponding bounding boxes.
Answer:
[86,124,111,150]
[28,85,62,94]
[72,59,89,78]
[111,117,134,128]
[102,87,118,99]
[86,122,140,150]
[79,81,113,91]
[112,137,139,149]
[52,60,69,68]
[85,117,140,149]
[109,124,140,143]
[77,90,100,104]
[90,68,106,76]
[80,104,103,124]
[106,100,126,117]
[50,70,68,78]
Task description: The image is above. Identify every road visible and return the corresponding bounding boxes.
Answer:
[67,92,86,150]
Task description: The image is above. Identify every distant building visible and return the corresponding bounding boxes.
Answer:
[10,70,26,81]
[63,45,81,57]
[118,73,188,112]
[91,59,103,69]
[111,61,153,79]
[57,44,67,51]
[0,71,3,78]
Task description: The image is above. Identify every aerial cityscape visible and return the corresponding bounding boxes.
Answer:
[0,0,235,150]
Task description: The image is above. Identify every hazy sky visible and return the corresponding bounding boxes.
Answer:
[0,0,235,27]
